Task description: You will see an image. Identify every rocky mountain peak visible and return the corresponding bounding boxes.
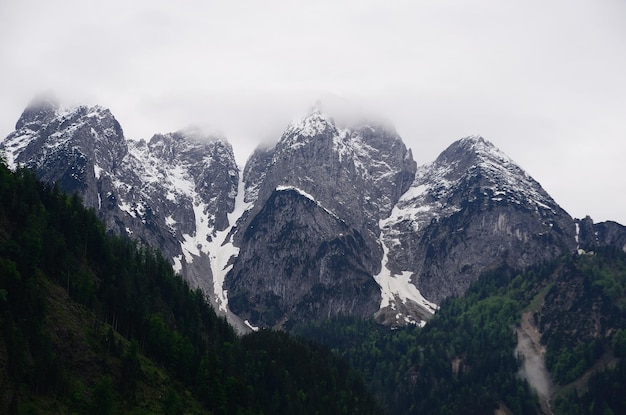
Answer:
[2,101,127,188]
[15,94,60,130]
[272,108,338,158]
[225,106,419,328]
[456,134,492,150]
[146,129,228,165]
[290,107,335,135]
[414,135,559,218]
[373,134,579,325]
[9,95,623,333]
[575,216,626,253]
[239,105,416,241]
[1,98,248,332]
[434,135,513,177]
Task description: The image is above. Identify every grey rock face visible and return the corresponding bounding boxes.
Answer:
[15,95,60,131]
[238,109,416,251]
[381,136,577,310]
[1,100,240,319]
[242,144,275,204]
[576,216,626,253]
[4,99,127,208]
[6,97,620,330]
[116,129,239,296]
[225,109,417,327]
[228,188,380,328]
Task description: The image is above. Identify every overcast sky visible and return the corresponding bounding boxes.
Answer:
[1,0,625,224]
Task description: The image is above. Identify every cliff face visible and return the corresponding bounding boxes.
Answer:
[5,97,625,330]
[1,99,243,330]
[227,187,380,328]
[375,136,577,323]
[226,109,417,327]
[239,109,416,248]
[576,216,626,253]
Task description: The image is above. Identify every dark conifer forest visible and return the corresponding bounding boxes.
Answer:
[0,161,380,414]
[295,251,626,414]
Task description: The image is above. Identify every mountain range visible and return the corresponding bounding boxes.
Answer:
[2,95,625,332]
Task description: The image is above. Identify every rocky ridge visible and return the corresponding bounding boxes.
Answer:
[377,135,578,325]
[226,108,417,327]
[576,216,626,254]
[3,97,626,330]
[1,97,246,329]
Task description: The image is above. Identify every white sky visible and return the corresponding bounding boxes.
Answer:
[1,0,625,224]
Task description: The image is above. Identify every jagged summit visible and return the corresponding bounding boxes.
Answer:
[250,105,415,224]
[379,134,577,316]
[0,97,248,332]
[411,135,559,217]
[2,101,126,175]
[278,108,337,148]
[457,133,490,146]
[15,93,60,129]
[404,134,568,232]
[450,134,512,167]
[7,95,624,332]
[254,102,399,166]
[306,96,396,131]
[435,134,513,171]
[143,128,230,164]
[172,125,227,143]
[227,106,417,328]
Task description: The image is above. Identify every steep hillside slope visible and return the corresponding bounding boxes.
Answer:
[295,249,626,415]
[0,162,381,414]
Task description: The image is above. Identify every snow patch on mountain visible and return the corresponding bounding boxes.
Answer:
[93,164,103,179]
[374,235,437,325]
[180,201,214,263]
[382,161,460,238]
[208,174,251,312]
[118,200,135,218]
[1,132,33,169]
[244,320,259,332]
[172,255,183,274]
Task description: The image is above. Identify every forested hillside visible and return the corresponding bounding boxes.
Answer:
[3,155,624,415]
[296,251,626,414]
[0,161,380,415]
